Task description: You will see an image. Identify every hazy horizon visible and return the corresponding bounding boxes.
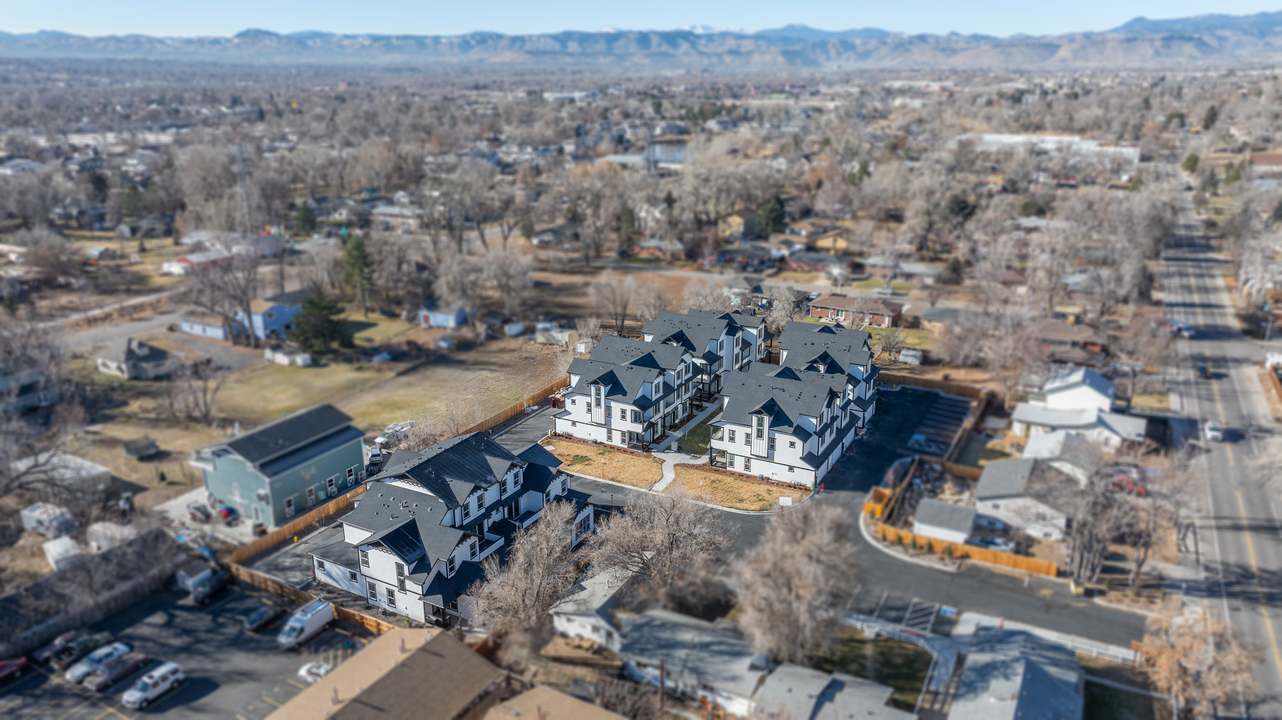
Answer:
[4,1,1282,41]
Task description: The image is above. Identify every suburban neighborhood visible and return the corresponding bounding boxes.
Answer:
[6,10,1282,720]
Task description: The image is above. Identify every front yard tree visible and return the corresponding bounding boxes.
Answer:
[342,233,375,318]
[757,196,785,237]
[295,204,317,237]
[1140,605,1260,718]
[683,279,727,313]
[1181,153,1199,175]
[469,500,579,667]
[732,504,860,664]
[287,294,351,354]
[589,270,637,335]
[587,488,733,602]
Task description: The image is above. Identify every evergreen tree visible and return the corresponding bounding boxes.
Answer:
[757,196,786,237]
[342,234,375,318]
[1203,105,1218,130]
[618,205,638,248]
[939,257,964,285]
[1181,153,1199,174]
[295,204,317,237]
[287,294,352,354]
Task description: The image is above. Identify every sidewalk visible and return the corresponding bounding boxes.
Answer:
[650,451,712,492]
[952,612,1138,664]
[650,402,721,453]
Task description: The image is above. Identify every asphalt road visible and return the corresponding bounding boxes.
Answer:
[506,387,1147,646]
[0,588,371,720]
[1161,189,1282,716]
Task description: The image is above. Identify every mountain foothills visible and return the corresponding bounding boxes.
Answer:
[7,12,1282,69]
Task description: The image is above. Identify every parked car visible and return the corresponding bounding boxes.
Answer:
[67,642,132,683]
[1204,420,1224,442]
[34,628,92,663]
[51,632,114,671]
[367,445,383,466]
[297,661,332,685]
[190,570,233,605]
[243,604,289,633]
[1196,362,1212,379]
[0,657,29,685]
[874,285,895,296]
[121,661,184,710]
[83,652,148,692]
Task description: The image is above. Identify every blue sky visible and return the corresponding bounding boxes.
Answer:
[3,1,1281,38]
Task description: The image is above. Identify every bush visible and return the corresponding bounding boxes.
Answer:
[571,454,592,465]
[938,257,964,285]
[1018,198,1048,217]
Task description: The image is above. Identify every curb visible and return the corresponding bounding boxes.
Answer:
[857,513,959,574]
[1091,596,1164,618]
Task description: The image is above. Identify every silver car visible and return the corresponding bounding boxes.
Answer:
[66,642,131,683]
[1204,420,1224,442]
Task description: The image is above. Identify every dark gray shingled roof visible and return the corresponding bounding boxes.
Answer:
[342,487,472,571]
[779,322,872,374]
[975,458,1075,512]
[590,335,688,371]
[718,367,848,439]
[567,357,662,410]
[223,404,353,466]
[368,432,526,509]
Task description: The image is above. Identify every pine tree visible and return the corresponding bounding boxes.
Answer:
[295,204,317,237]
[287,294,352,354]
[757,196,785,237]
[342,234,375,318]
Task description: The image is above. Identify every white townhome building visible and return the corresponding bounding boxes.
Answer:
[554,336,696,448]
[710,363,856,489]
[309,433,593,628]
[776,321,879,430]
[640,310,770,400]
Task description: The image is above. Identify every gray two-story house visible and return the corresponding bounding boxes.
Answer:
[190,404,366,528]
[776,321,879,430]
[640,310,769,400]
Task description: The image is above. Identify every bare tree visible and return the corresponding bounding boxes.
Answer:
[733,504,859,663]
[0,324,74,499]
[485,246,532,317]
[469,500,579,666]
[10,228,82,285]
[587,487,733,602]
[634,285,668,323]
[980,306,1044,409]
[589,271,637,335]
[682,279,727,313]
[1140,605,1261,718]
[594,679,660,720]
[434,252,484,313]
[166,360,227,426]
[187,254,262,348]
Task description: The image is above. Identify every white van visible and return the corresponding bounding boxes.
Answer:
[277,599,334,651]
[121,661,184,710]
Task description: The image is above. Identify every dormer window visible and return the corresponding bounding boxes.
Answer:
[447,555,456,574]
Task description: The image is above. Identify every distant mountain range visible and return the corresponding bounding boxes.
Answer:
[4,13,1282,69]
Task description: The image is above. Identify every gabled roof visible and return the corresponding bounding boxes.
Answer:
[220,404,353,467]
[718,367,847,439]
[1043,366,1114,399]
[809,293,904,316]
[369,433,527,509]
[950,627,1084,720]
[99,337,167,365]
[590,335,688,372]
[752,664,914,720]
[551,566,638,625]
[567,357,662,409]
[619,609,764,700]
[778,322,872,374]
[975,458,1076,512]
[342,486,471,569]
[1011,404,1146,442]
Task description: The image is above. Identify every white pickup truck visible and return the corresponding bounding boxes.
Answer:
[374,420,417,448]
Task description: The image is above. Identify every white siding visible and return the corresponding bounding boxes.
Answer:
[977,497,1067,541]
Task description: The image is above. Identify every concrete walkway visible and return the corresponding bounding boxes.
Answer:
[650,451,713,492]
[650,402,722,453]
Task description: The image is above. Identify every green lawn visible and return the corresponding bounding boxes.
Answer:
[813,629,932,710]
[676,409,721,455]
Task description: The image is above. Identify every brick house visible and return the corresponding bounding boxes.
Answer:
[807,294,904,328]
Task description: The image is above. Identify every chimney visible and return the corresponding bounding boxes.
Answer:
[331,688,340,706]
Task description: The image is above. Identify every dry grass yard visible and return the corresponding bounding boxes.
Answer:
[669,465,808,511]
[542,439,664,488]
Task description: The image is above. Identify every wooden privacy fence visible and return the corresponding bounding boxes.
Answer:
[879,371,1000,404]
[228,563,397,635]
[945,393,992,462]
[460,376,570,437]
[864,487,892,517]
[229,484,368,565]
[876,523,1059,577]
[1268,367,1282,409]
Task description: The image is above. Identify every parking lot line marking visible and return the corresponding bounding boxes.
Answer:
[288,679,308,690]
[262,695,284,708]
[94,707,118,720]
[53,697,96,720]
[98,705,136,720]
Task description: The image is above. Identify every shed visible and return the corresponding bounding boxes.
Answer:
[419,298,470,329]
[180,312,233,340]
[264,346,314,367]
[43,536,83,571]
[898,348,923,365]
[87,522,138,552]
[21,502,76,538]
[13,452,111,494]
[912,498,976,544]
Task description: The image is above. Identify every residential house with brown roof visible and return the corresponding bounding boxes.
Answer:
[808,293,904,328]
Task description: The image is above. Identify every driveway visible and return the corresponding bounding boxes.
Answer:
[0,587,372,720]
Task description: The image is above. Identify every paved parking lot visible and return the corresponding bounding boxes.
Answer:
[0,587,371,720]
